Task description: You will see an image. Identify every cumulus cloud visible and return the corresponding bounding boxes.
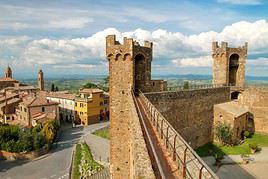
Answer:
[217,0,262,5]
[1,19,268,75]
[172,56,212,67]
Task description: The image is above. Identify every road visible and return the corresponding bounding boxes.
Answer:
[0,121,109,179]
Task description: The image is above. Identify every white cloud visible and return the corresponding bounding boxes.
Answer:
[172,56,212,67]
[217,0,262,5]
[1,19,268,74]
[248,58,268,66]
[48,18,93,29]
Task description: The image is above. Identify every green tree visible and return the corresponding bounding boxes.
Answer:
[41,120,58,143]
[51,83,55,92]
[33,133,46,150]
[55,86,59,91]
[20,130,34,151]
[32,124,42,133]
[183,81,190,90]
[83,82,98,88]
[215,121,233,145]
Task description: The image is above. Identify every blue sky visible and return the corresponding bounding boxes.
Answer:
[0,0,268,77]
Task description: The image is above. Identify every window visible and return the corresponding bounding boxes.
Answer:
[41,107,45,112]
[24,108,27,112]
[75,102,77,107]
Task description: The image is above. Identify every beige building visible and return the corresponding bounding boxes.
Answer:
[17,92,59,127]
[46,92,76,122]
[0,93,22,123]
[214,101,254,143]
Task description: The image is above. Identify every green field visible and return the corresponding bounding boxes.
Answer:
[93,128,110,139]
[196,133,268,157]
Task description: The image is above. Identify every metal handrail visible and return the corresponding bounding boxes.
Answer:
[138,90,218,179]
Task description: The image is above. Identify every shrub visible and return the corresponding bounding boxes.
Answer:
[20,131,34,151]
[32,124,42,133]
[183,81,189,89]
[4,140,17,152]
[33,133,46,150]
[249,142,258,150]
[214,121,232,145]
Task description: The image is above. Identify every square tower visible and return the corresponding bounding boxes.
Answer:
[106,35,153,178]
[212,41,247,89]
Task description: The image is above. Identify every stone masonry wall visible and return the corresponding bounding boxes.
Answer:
[239,87,268,133]
[145,87,230,149]
[107,35,155,178]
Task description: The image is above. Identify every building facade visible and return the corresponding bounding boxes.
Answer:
[17,92,59,127]
[75,88,108,126]
[46,92,76,123]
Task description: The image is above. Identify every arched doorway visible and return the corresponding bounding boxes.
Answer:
[231,91,240,100]
[229,54,239,86]
[134,54,146,90]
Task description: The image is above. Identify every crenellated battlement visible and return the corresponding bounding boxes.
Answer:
[212,41,248,53]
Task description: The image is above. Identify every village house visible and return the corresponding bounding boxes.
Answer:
[16,91,59,127]
[46,92,76,123]
[75,88,109,126]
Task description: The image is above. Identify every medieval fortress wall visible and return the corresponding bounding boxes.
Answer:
[145,87,230,149]
[107,34,268,177]
[239,87,268,133]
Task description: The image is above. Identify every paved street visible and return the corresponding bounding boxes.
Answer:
[83,132,110,166]
[0,121,109,179]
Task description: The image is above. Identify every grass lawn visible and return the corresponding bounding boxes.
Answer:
[72,143,103,178]
[73,144,82,179]
[93,128,110,139]
[82,143,103,171]
[196,133,268,157]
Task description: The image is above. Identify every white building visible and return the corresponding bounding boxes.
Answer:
[46,92,76,122]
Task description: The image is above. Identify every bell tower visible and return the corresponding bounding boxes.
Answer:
[38,69,44,91]
[5,66,12,78]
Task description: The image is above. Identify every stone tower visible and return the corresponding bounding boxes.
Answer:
[212,42,247,91]
[38,69,44,91]
[5,66,12,78]
[106,35,153,178]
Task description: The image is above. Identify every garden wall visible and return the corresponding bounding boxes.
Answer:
[0,147,49,160]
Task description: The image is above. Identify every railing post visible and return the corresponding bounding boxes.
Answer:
[156,113,159,127]
[173,134,177,161]
[156,115,159,131]
[166,126,169,148]
[183,147,188,178]
[161,119,164,139]
[199,166,204,179]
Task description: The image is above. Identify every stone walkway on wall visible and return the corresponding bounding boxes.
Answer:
[202,147,268,179]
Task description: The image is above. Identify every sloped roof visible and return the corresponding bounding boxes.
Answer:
[79,88,103,94]
[22,91,58,107]
[0,77,18,82]
[215,101,248,118]
[46,92,75,100]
